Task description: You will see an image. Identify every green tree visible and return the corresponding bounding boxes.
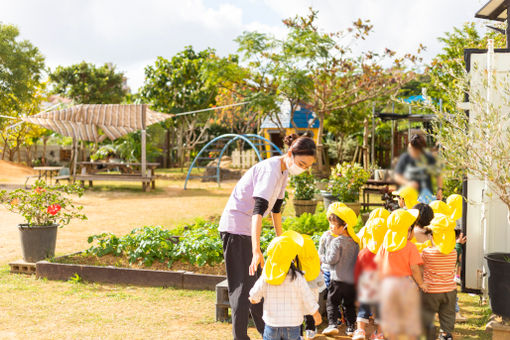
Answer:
[228,9,421,172]
[0,23,45,114]
[0,23,46,162]
[49,61,128,104]
[140,46,220,167]
[427,22,505,112]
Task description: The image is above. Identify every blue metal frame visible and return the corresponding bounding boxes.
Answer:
[184,134,283,189]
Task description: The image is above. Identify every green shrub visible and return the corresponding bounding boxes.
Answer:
[290,171,317,200]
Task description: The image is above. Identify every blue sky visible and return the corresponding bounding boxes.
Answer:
[1,0,490,91]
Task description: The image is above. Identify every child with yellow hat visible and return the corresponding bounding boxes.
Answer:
[288,232,326,339]
[446,194,468,323]
[392,185,419,209]
[249,234,322,340]
[321,203,360,337]
[318,202,346,290]
[375,208,426,340]
[352,217,387,340]
[420,214,458,340]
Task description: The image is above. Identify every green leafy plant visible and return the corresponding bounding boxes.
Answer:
[0,180,87,227]
[283,211,329,235]
[328,162,370,202]
[290,171,317,200]
[87,226,178,266]
[68,273,83,284]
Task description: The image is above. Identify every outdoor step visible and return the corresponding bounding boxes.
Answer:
[216,279,230,322]
[9,260,36,275]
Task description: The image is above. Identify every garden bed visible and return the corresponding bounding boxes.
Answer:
[36,252,226,290]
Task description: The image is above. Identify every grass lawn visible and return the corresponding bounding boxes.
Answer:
[0,170,493,339]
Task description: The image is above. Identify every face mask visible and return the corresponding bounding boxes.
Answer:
[287,155,306,176]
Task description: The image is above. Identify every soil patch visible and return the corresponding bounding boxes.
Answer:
[55,253,226,276]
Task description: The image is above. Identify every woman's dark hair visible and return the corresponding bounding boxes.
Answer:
[409,134,427,151]
[412,203,434,229]
[288,256,304,281]
[328,214,346,227]
[284,133,316,157]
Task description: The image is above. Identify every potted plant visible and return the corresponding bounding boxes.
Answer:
[322,162,369,215]
[290,171,318,217]
[0,180,87,263]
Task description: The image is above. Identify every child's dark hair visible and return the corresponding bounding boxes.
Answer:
[288,256,304,281]
[412,203,434,229]
[284,133,316,157]
[328,213,346,228]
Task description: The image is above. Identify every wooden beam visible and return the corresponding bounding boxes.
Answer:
[141,104,147,178]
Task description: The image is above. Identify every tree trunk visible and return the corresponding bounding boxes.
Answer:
[25,145,32,167]
[316,113,326,174]
[42,136,48,166]
[163,128,170,168]
[337,135,345,163]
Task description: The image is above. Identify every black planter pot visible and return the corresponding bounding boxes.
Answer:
[18,224,58,262]
[485,252,510,318]
[320,191,338,211]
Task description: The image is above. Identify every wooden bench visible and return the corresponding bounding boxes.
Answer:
[74,174,156,192]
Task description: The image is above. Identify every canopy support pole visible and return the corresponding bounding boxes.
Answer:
[141,104,147,189]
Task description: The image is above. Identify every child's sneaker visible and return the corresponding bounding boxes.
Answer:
[439,332,453,340]
[370,331,385,340]
[305,329,316,339]
[346,325,355,336]
[352,328,366,339]
[322,325,339,336]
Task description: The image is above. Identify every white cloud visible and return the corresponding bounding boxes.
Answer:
[0,0,493,92]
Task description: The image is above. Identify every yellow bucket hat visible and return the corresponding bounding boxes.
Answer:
[263,235,301,285]
[296,234,321,282]
[358,208,390,245]
[411,237,432,253]
[429,213,456,255]
[361,217,388,254]
[383,208,420,252]
[368,207,390,221]
[392,185,419,209]
[327,203,360,244]
[281,230,304,247]
[429,200,453,216]
[446,194,463,221]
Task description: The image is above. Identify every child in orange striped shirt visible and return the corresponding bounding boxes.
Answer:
[421,214,458,340]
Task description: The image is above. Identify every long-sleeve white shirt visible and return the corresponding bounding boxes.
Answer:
[249,272,319,327]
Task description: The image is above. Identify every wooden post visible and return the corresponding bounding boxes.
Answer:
[391,120,395,165]
[408,105,412,140]
[363,118,369,170]
[371,103,376,168]
[141,104,147,185]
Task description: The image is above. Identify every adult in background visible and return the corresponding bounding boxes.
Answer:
[394,134,443,202]
[218,134,316,340]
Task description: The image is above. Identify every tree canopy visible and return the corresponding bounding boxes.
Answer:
[0,23,45,115]
[49,61,128,104]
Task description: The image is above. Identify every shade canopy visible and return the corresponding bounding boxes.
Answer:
[22,104,171,142]
[475,0,508,21]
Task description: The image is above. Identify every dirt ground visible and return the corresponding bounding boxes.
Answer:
[0,162,491,339]
[0,161,235,264]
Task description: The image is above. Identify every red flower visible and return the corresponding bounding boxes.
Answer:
[47,204,61,215]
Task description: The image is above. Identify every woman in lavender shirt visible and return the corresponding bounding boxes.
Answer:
[219,134,316,340]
